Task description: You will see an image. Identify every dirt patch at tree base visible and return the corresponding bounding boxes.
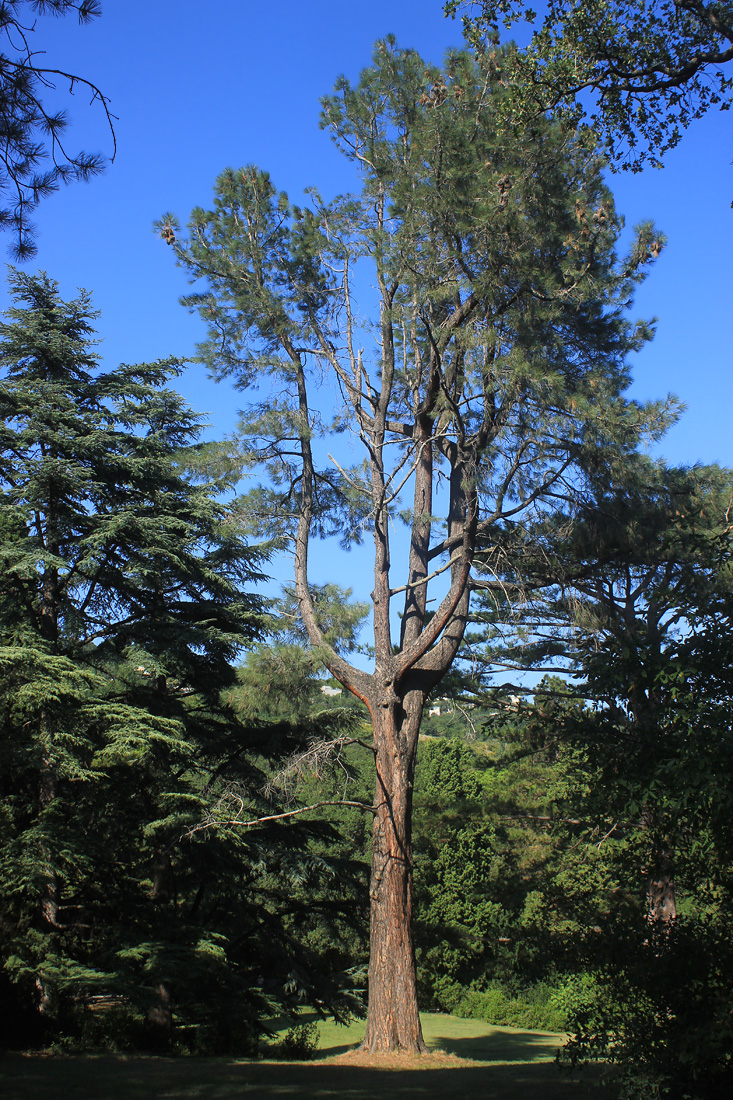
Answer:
[322,1048,475,1069]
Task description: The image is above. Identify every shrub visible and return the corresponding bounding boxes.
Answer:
[269,1021,320,1061]
[454,981,570,1032]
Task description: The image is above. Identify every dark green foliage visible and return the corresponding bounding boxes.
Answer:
[220,643,372,1023]
[410,688,697,1041]
[557,606,733,1098]
[269,1020,320,1061]
[465,461,733,1095]
[0,267,262,1047]
[0,269,363,1053]
[533,468,733,1098]
[450,983,569,1032]
[417,739,483,803]
[412,725,582,1029]
[560,912,733,1100]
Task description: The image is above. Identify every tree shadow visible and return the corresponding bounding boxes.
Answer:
[427,1029,563,1063]
[0,1054,614,1100]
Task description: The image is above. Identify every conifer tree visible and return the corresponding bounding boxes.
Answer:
[0,269,272,1043]
[0,2,114,258]
[160,40,673,1052]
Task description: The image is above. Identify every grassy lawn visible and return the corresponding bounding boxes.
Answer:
[313,1011,566,1062]
[0,1013,614,1100]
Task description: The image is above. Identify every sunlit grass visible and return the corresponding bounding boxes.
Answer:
[275,1010,566,1063]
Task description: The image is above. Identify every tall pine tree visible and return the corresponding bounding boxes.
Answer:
[160,40,675,1051]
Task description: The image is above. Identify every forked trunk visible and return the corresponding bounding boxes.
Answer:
[360,699,427,1054]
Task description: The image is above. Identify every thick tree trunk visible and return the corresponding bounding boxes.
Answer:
[146,982,173,1045]
[360,698,427,1053]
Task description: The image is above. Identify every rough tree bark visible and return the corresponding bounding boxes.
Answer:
[361,701,426,1052]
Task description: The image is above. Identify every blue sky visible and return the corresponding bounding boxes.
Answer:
[5,0,732,607]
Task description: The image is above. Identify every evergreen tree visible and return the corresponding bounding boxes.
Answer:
[160,40,673,1052]
[554,468,733,1099]
[0,269,343,1051]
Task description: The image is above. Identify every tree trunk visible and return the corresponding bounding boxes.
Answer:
[146,982,173,1045]
[38,744,60,932]
[36,736,59,1017]
[641,800,676,953]
[360,697,427,1053]
[647,844,677,926]
[36,510,61,1013]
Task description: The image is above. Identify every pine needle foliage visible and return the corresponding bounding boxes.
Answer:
[0,2,115,258]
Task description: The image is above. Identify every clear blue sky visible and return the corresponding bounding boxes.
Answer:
[6,0,731,610]
[13,0,731,462]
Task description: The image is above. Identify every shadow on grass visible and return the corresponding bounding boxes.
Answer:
[319,1031,563,1063]
[0,1054,615,1100]
[315,1013,565,1065]
[426,1029,562,1063]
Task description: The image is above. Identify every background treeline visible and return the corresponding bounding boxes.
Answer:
[2,270,732,1100]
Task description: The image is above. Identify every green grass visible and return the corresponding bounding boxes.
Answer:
[0,1014,614,1100]
[276,1010,568,1063]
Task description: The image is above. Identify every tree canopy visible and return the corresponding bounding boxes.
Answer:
[0,269,362,1050]
[464,455,733,1096]
[448,1,733,168]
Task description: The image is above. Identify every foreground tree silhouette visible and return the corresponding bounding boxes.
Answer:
[161,40,672,1052]
[0,2,115,258]
[468,459,733,1096]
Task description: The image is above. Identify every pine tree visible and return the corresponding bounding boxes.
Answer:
[0,2,114,258]
[160,40,674,1052]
